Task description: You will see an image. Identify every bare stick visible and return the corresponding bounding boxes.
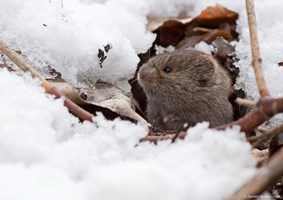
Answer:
[256,126,269,134]
[0,39,94,122]
[235,98,256,107]
[226,147,283,200]
[250,123,283,148]
[141,97,283,143]
[217,97,283,133]
[246,0,270,97]
[140,131,187,144]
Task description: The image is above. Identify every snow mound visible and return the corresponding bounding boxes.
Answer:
[0,0,155,90]
[0,69,256,199]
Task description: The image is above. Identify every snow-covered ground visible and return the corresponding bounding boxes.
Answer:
[0,0,282,199]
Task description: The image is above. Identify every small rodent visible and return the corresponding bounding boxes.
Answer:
[137,48,233,131]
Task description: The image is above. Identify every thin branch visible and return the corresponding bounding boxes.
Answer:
[141,97,283,143]
[249,123,283,148]
[256,126,269,134]
[216,97,283,134]
[140,131,187,144]
[246,126,270,142]
[251,149,269,168]
[235,97,256,107]
[226,147,283,200]
[246,0,270,97]
[0,39,94,122]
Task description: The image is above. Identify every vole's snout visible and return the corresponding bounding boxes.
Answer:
[138,68,145,81]
[137,66,149,86]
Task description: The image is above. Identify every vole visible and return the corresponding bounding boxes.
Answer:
[137,48,233,131]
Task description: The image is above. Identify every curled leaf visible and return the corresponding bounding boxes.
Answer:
[51,80,148,124]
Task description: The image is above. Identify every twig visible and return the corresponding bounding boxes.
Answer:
[0,39,94,122]
[216,97,283,134]
[140,131,187,144]
[226,147,283,200]
[193,27,214,33]
[141,97,283,143]
[256,126,269,134]
[246,126,269,142]
[235,98,256,107]
[249,123,283,148]
[246,0,270,97]
[251,149,269,168]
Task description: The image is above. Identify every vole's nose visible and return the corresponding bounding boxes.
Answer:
[138,67,146,83]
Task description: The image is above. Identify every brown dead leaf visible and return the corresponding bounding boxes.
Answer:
[184,5,238,44]
[147,17,192,46]
[177,29,233,50]
[147,5,238,49]
[147,16,192,32]
[195,5,238,27]
[278,61,283,67]
[193,27,233,41]
[176,35,203,49]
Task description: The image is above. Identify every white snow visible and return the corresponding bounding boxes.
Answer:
[0,69,256,199]
[0,0,155,90]
[1,0,282,199]
[195,41,214,55]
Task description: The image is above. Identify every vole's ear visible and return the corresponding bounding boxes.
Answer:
[193,57,216,87]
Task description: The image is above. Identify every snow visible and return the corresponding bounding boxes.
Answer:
[0,164,84,200]
[0,69,256,199]
[0,0,155,90]
[195,41,214,55]
[1,0,282,199]
[234,0,283,100]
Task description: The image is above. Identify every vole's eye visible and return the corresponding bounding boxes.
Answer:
[163,66,172,73]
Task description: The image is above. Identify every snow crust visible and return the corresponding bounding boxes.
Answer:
[1,0,282,199]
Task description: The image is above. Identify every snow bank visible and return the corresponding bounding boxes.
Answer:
[0,69,256,199]
[0,0,155,90]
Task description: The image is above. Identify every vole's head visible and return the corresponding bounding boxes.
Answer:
[138,48,217,97]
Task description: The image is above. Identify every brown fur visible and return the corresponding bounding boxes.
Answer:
[138,48,233,131]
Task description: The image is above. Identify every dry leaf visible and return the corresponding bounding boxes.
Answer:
[50,80,148,124]
[147,17,192,46]
[193,27,233,41]
[147,16,192,32]
[49,81,84,104]
[79,82,148,124]
[147,5,238,49]
[194,5,238,26]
